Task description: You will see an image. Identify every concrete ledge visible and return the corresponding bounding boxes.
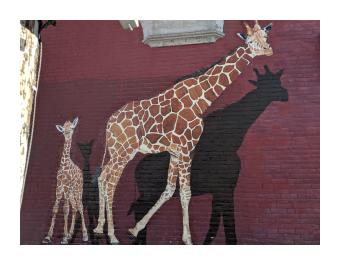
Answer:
[141,20,225,47]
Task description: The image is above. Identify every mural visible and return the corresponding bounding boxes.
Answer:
[42,117,88,244]
[93,20,274,245]
[20,20,320,245]
[129,65,288,244]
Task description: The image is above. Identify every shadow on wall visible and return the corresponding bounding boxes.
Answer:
[128,65,289,244]
[70,140,105,244]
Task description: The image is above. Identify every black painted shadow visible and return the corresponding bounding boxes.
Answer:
[69,140,102,244]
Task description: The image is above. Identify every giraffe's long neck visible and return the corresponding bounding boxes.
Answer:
[61,138,72,164]
[192,45,254,115]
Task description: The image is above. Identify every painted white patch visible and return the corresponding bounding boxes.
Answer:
[139,143,152,154]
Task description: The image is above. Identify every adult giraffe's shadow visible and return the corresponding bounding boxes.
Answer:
[128,65,289,244]
[69,140,106,244]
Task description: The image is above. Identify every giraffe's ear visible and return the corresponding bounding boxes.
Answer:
[237,32,247,41]
[56,125,64,133]
[71,117,79,129]
[263,23,273,33]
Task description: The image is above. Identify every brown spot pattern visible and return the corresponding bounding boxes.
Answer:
[151,97,158,105]
[200,80,210,91]
[146,133,162,143]
[214,84,224,96]
[163,114,177,133]
[229,69,239,83]
[141,100,150,109]
[149,105,160,116]
[208,76,218,86]
[125,127,135,138]
[211,65,223,75]
[116,112,125,123]
[198,75,208,83]
[164,89,174,99]
[159,136,170,146]
[197,99,209,113]
[236,58,249,71]
[236,48,245,57]
[227,54,238,63]
[179,108,195,121]
[132,116,139,126]
[192,126,202,140]
[171,98,183,112]
[144,118,155,131]
[175,86,187,99]
[204,89,217,102]
[181,95,193,107]
[183,78,197,87]
[223,65,234,73]
[175,115,187,135]
[218,73,230,86]
[189,85,202,100]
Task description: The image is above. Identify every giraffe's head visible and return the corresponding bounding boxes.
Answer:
[56,117,79,140]
[237,20,273,57]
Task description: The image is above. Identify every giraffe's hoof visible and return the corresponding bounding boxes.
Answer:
[183,238,193,245]
[93,227,103,234]
[127,229,137,240]
[110,240,120,245]
[82,234,89,242]
[42,236,51,244]
[61,237,69,245]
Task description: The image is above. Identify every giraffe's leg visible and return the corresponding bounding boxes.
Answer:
[131,195,158,244]
[78,202,89,242]
[67,197,77,241]
[105,191,119,244]
[178,155,193,245]
[61,199,70,244]
[93,168,107,234]
[68,206,77,240]
[105,159,131,244]
[128,154,179,238]
[42,193,62,244]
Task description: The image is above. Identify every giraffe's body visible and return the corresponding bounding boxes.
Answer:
[43,118,88,244]
[94,21,274,244]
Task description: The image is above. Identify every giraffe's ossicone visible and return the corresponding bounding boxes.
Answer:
[42,117,88,244]
[94,21,274,245]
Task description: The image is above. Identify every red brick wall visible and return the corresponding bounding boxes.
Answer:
[20,20,320,244]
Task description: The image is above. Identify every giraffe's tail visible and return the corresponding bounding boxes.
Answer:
[91,143,107,183]
[101,141,108,168]
[127,201,137,216]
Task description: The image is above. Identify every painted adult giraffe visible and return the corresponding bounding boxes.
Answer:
[94,21,274,245]
[42,117,88,244]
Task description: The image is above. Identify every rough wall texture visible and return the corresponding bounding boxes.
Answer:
[20,22,40,193]
[20,20,320,244]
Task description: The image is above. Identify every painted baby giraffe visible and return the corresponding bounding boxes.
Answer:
[94,21,274,244]
[43,117,88,244]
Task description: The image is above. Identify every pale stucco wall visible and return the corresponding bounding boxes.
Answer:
[20,21,40,203]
